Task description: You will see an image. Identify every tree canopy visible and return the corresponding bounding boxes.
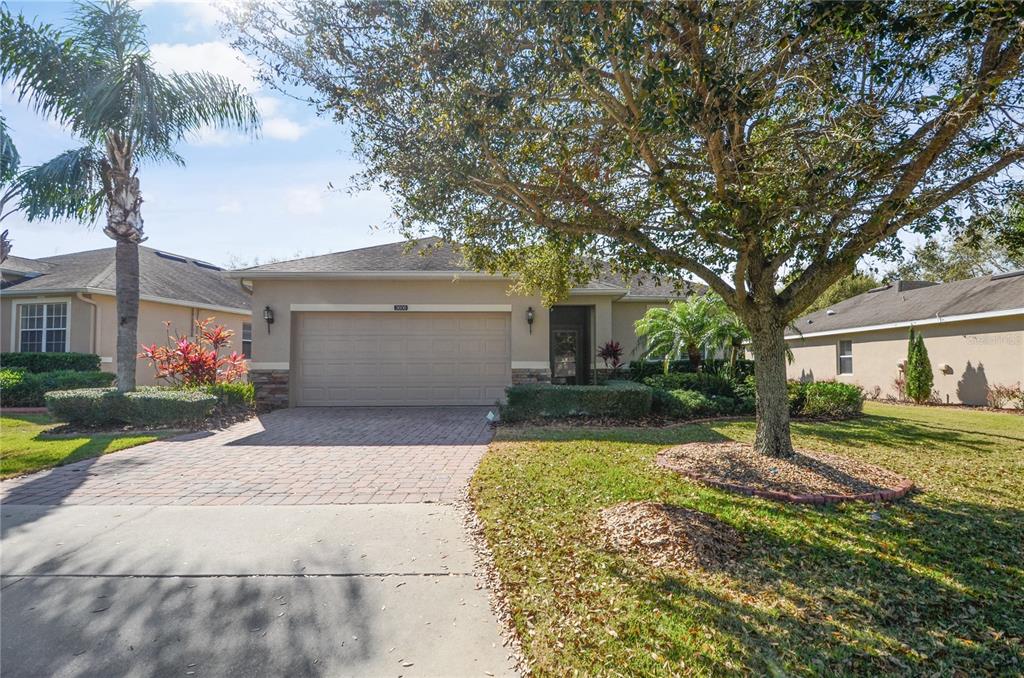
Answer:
[235,0,1023,318]
[233,0,1024,456]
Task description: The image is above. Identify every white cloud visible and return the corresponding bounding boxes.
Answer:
[150,41,258,90]
[285,186,329,215]
[150,42,309,144]
[263,117,308,141]
[216,199,243,214]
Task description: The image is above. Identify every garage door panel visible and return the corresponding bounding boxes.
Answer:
[294,312,510,406]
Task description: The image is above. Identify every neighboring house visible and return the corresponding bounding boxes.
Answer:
[229,237,696,407]
[1,247,252,385]
[786,271,1024,405]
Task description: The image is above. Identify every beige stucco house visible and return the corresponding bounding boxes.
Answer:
[1,247,251,385]
[229,238,693,407]
[786,272,1024,405]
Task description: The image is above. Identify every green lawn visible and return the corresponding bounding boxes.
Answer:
[0,414,170,479]
[472,402,1024,676]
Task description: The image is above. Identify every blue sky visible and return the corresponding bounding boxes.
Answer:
[3,0,403,267]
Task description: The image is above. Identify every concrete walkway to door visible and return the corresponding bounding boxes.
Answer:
[1,407,517,678]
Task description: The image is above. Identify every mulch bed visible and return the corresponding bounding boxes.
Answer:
[657,442,914,505]
[599,501,742,570]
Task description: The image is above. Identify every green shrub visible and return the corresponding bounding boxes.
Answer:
[802,381,864,418]
[502,381,652,421]
[628,358,754,381]
[787,380,809,416]
[0,368,115,407]
[650,387,685,417]
[642,372,735,398]
[1,352,101,373]
[667,389,715,418]
[200,382,255,410]
[45,387,216,427]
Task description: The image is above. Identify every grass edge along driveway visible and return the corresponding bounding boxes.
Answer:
[471,402,1024,676]
[1,413,170,479]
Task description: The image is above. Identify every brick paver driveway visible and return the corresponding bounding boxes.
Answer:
[1,407,495,506]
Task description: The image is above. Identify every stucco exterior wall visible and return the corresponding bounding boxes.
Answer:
[786,316,1024,405]
[1,292,249,386]
[249,278,548,368]
[611,301,661,363]
[2,294,95,355]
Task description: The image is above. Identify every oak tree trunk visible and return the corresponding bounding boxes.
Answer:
[749,317,795,458]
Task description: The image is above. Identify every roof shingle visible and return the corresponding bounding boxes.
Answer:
[235,237,698,299]
[789,272,1024,336]
[1,247,251,311]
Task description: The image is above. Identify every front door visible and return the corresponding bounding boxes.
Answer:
[549,306,591,385]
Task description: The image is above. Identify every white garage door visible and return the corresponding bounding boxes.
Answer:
[293,312,511,406]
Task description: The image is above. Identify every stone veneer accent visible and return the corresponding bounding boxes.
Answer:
[250,369,290,409]
[511,367,551,384]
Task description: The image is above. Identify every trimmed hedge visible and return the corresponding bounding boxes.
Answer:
[629,358,754,381]
[46,387,216,427]
[200,381,255,410]
[0,368,115,407]
[643,372,736,398]
[802,381,864,418]
[1,352,101,373]
[502,381,653,421]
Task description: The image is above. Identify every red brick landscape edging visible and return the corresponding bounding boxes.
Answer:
[655,456,915,505]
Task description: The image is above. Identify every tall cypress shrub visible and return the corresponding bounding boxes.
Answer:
[905,328,934,404]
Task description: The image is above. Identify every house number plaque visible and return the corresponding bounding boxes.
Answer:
[393,304,409,311]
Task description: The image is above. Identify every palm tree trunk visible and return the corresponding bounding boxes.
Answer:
[749,316,794,458]
[687,346,702,371]
[114,239,139,391]
[103,139,145,392]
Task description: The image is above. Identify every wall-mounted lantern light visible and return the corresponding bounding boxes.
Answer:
[263,305,275,334]
[526,306,535,334]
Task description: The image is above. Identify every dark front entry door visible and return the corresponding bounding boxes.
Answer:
[549,306,591,385]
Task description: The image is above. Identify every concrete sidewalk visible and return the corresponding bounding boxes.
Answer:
[1,504,516,678]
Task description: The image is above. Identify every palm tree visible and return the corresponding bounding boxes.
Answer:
[0,115,20,260]
[635,294,737,373]
[0,1,259,390]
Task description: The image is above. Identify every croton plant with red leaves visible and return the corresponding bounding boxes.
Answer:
[139,317,248,386]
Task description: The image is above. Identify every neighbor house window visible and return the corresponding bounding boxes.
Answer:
[19,302,68,352]
[837,340,853,374]
[241,322,252,359]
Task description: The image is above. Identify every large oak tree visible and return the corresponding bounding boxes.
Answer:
[233,0,1023,456]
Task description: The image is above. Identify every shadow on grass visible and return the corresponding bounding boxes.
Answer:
[496,422,734,445]
[788,414,1022,452]
[604,489,1024,674]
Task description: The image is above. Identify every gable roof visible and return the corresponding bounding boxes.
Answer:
[0,254,55,277]
[1,247,251,313]
[232,237,699,300]
[788,271,1024,339]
